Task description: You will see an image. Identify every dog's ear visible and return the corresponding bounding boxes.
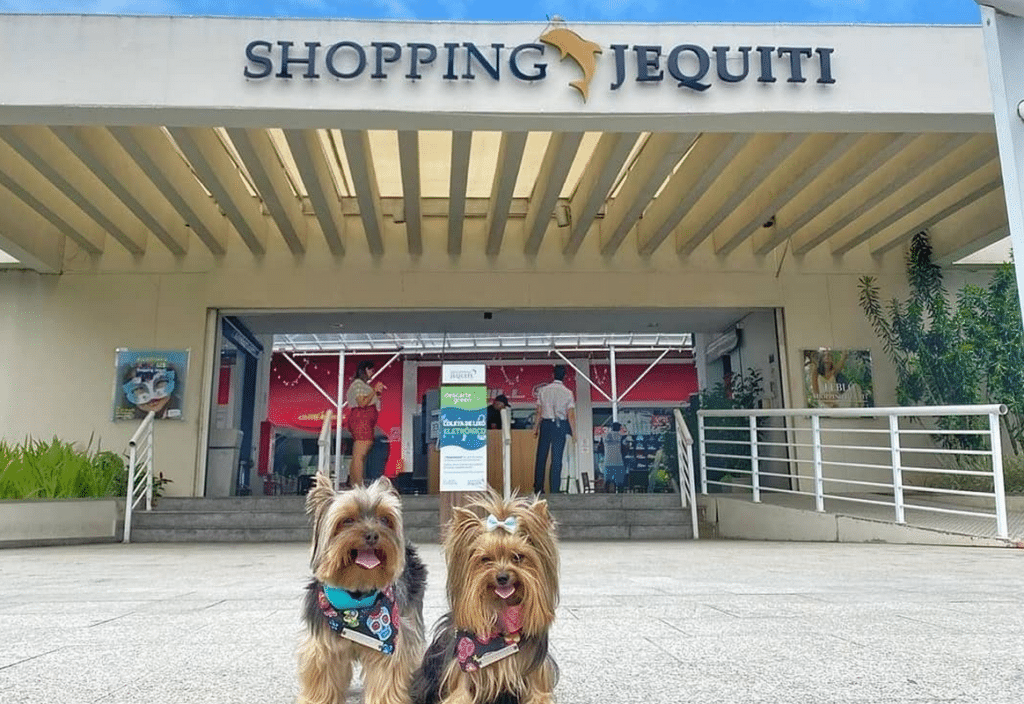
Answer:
[452,506,480,530]
[305,472,335,519]
[530,498,552,526]
[371,475,399,498]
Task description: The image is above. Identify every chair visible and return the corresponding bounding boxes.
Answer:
[580,472,595,494]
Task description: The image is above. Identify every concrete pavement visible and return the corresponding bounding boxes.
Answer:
[1,540,1022,703]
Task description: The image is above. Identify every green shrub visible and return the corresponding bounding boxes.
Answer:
[0,437,125,500]
[924,454,1024,495]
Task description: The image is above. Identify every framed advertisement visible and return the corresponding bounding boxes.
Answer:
[113,349,189,421]
[802,349,874,408]
[439,382,488,492]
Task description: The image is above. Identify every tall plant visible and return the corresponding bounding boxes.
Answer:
[858,231,1024,451]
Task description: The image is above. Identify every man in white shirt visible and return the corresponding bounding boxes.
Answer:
[533,365,576,494]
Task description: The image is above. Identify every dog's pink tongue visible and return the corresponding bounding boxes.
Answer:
[355,549,381,569]
[494,584,516,600]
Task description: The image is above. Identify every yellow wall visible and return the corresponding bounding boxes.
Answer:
[0,221,912,496]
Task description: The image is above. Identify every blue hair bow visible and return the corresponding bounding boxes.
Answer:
[485,514,517,534]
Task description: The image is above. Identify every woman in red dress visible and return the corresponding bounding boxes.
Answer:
[345,359,386,487]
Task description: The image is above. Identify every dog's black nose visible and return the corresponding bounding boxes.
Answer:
[496,572,510,586]
[364,531,379,545]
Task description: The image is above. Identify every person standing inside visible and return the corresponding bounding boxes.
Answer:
[487,394,510,429]
[600,421,628,492]
[533,365,576,494]
[345,359,386,487]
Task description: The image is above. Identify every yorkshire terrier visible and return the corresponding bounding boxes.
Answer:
[299,474,427,704]
[412,491,559,704]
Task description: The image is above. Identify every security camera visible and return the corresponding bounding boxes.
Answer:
[974,0,1024,18]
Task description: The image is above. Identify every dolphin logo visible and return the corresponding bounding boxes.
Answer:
[540,27,602,102]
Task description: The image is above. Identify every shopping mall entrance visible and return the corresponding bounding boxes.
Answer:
[204,307,787,499]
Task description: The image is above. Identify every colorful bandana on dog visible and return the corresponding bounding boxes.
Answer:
[455,605,523,672]
[317,584,400,655]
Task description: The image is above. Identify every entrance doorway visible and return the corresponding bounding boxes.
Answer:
[202,308,786,498]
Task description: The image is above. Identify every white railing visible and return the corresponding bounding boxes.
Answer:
[123,411,156,544]
[317,410,334,478]
[698,405,1010,539]
[673,409,699,540]
[500,407,512,500]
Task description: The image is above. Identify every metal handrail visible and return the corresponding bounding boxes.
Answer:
[673,409,699,540]
[500,407,512,500]
[697,405,1010,539]
[123,411,156,544]
[317,410,333,477]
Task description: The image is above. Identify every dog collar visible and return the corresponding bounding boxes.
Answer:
[323,585,379,610]
[455,605,523,672]
[317,584,399,655]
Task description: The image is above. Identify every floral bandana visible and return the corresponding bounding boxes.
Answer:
[455,605,523,672]
[317,584,400,655]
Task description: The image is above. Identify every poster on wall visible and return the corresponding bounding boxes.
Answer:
[113,349,189,421]
[802,349,874,408]
[439,364,488,492]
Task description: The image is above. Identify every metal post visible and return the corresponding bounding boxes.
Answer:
[990,411,1009,539]
[749,415,760,503]
[145,433,153,511]
[975,2,1024,329]
[334,349,345,490]
[123,445,136,544]
[609,346,618,422]
[698,414,708,494]
[889,415,905,524]
[501,406,512,500]
[811,414,824,512]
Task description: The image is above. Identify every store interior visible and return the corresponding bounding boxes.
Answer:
[205,307,783,498]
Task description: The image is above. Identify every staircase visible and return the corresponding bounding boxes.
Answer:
[128,493,693,542]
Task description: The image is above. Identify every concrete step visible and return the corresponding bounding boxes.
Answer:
[130,493,692,543]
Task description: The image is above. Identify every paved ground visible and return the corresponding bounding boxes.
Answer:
[1,540,1023,703]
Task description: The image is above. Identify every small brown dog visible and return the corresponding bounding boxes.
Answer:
[412,491,559,704]
[299,474,427,704]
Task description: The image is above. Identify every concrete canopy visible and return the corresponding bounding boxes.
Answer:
[0,15,1010,274]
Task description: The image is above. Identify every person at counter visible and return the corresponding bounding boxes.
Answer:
[487,394,509,429]
[533,365,576,494]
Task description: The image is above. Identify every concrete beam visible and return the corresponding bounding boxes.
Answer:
[563,132,639,256]
[831,134,985,256]
[226,128,307,255]
[485,131,528,256]
[708,134,807,256]
[50,126,188,256]
[871,178,1005,257]
[340,129,385,257]
[793,133,972,256]
[448,131,472,256]
[397,130,422,257]
[601,132,695,256]
[0,184,65,273]
[283,129,345,256]
[0,126,145,256]
[750,134,862,256]
[636,133,744,256]
[166,127,267,256]
[0,139,104,255]
[523,131,584,256]
[108,126,228,256]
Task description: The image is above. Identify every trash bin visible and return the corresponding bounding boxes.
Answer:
[207,428,243,497]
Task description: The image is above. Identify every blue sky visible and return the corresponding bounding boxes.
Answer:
[0,1,986,24]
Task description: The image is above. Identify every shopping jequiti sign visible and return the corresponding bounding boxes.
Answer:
[243,28,836,102]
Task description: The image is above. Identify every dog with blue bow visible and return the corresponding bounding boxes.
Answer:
[411,491,559,704]
[299,473,427,704]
